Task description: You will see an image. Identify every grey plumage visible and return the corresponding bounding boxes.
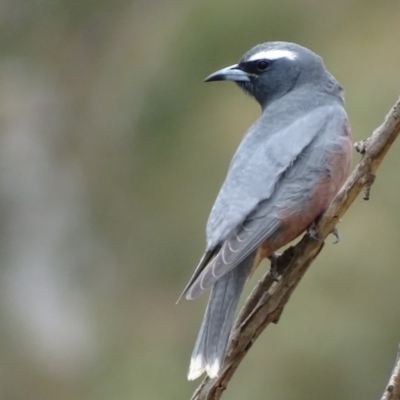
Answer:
[205,101,346,250]
[181,41,352,380]
[189,253,254,379]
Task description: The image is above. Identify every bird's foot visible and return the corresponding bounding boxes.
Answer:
[307,223,323,242]
[308,224,340,244]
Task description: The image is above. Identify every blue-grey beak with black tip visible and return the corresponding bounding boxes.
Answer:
[204,64,252,82]
[202,42,343,109]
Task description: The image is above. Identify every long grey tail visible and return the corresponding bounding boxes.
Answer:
[187,252,255,380]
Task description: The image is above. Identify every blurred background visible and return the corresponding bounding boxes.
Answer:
[1,0,400,399]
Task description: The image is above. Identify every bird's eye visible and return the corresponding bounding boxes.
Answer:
[256,60,270,71]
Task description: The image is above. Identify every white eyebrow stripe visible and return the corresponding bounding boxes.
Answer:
[248,49,297,61]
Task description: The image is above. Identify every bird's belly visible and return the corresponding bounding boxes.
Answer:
[253,145,351,268]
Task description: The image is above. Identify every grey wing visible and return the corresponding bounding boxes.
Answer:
[205,105,345,249]
[185,104,349,299]
[177,248,219,302]
[186,200,280,300]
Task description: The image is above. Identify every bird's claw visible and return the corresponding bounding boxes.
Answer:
[331,227,340,244]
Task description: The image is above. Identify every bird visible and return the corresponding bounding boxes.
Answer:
[179,41,353,381]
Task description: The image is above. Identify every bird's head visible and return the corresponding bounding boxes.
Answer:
[205,42,340,109]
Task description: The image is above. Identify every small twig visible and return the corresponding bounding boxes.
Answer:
[380,344,400,400]
[190,96,400,400]
[362,173,376,200]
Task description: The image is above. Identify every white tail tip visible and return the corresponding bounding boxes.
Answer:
[188,355,205,381]
[206,360,220,378]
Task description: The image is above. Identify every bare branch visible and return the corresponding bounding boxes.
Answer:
[380,344,400,400]
[191,96,400,400]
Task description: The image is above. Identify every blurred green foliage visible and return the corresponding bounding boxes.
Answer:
[0,0,400,399]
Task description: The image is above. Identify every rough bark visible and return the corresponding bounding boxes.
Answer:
[380,345,400,400]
